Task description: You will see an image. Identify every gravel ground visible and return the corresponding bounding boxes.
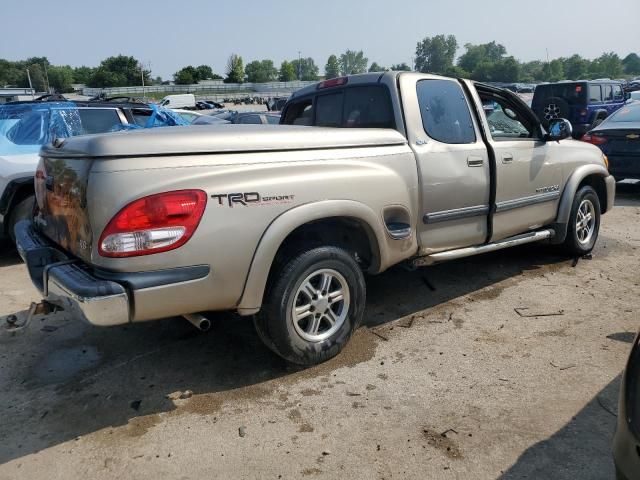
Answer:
[0,183,638,480]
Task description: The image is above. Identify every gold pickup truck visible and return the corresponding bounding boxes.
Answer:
[16,72,615,365]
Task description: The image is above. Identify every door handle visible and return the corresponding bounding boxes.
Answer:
[467,156,484,167]
[502,154,514,164]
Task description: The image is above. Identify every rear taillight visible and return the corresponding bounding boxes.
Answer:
[581,133,608,146]
[99,190,207,257]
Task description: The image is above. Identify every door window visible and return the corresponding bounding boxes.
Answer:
[603,85,613,102]
[416,79,476,144]
[589,85,602,103]
[613,85,624,101]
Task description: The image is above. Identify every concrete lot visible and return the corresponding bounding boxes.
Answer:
[0,183,638,480]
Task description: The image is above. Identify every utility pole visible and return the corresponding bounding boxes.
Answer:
[298,51,302,81]
[26,68,35,99]
[140,62,146,99]
[43,61,50,93]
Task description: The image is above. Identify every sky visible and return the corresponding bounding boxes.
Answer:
[2,0,639,79]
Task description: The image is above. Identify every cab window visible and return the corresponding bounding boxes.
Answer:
[603,85,613,102]
[416,79,476,144]
[283,85,395,129]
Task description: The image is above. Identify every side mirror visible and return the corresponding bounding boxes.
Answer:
[546,118,572,141]
[625,92,631,101]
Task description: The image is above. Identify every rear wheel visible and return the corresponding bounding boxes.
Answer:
[561,186,601,256]
[254,246,366,365]
[7,195,35,243]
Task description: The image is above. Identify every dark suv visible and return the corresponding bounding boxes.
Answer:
[532,80,627,138]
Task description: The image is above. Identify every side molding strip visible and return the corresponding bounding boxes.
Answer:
[495,191,560,213]
[423,205,489,224]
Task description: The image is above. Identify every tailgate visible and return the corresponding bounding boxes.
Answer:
[34,155,94,262]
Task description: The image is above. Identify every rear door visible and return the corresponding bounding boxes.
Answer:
[399,73,490,253]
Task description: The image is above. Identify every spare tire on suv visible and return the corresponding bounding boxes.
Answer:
[536,96,570,128]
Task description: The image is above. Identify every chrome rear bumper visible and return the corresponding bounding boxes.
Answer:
[15,220,130,326]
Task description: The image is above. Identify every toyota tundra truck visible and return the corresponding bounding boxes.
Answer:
[15,72,615,365]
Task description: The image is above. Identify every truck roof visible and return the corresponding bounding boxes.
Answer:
[43,124,407,158]
[290,71,404,99]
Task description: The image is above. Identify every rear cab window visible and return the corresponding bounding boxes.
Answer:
[282,85,395,129]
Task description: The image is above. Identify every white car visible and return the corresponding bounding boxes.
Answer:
[0,100,185,242]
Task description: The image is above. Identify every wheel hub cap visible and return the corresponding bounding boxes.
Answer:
[291,269,350,343]
[576,199,596,245]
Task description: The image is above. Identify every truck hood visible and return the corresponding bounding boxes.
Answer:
[41,124,407,159]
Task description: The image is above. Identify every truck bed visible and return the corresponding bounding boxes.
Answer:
[48,124,407,159]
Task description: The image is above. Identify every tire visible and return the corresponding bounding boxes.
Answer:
[590,115,606,129]
[7,195,35,243]
[561,185,601,256]
[537,96,570,128]
[254,246,366,365]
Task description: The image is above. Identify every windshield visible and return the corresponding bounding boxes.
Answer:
[608,104,640,123]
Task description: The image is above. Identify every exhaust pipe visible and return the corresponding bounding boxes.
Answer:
[183,313,211,332]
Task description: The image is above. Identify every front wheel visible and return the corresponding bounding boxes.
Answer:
[562,185,601,256]
[254,246,366,365]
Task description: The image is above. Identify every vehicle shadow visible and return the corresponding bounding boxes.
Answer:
[0,240,21,268]
[615,180,640,207]
[0,242,575,466]
[499,374,621,480]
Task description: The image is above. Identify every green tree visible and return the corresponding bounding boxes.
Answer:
[279,60,297,82]
[390,63,411,71]
[457,41,507,75]
[0,59,24,87]
[87,55,150,87]
[339,50,368,75]
[195,65,213,80]
[542,59,565,82]
[562,54,589,80]
[245,59,278,83]
[368,62,385,72]
[590,52,623,78]
[174,66,197,85]
[291,57,319,81]
[324,55,340,79]
[415,34,458,74]
[622,53,640,75]
[47,65,75,92]
[520,61,545,83]
[25,63,46,91]
[72,66,94,84]
[225,54,244,83]
[490,56,520,82]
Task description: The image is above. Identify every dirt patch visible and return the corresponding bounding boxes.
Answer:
[302,467,322,476]
[299,423,314,433]
[422,427,463,459]
[300,389,322,396]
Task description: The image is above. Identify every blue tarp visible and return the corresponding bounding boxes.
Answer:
[0,101,188,157]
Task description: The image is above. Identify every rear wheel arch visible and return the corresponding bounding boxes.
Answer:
[236,201,387,315]
[1,178,35,238]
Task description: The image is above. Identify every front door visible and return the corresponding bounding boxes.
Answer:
[399,73,491,254]
[468,83,563,241]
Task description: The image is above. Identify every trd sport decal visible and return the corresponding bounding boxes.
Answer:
[211,192,296,207]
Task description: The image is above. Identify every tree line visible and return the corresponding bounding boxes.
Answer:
[2,37,640,93]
